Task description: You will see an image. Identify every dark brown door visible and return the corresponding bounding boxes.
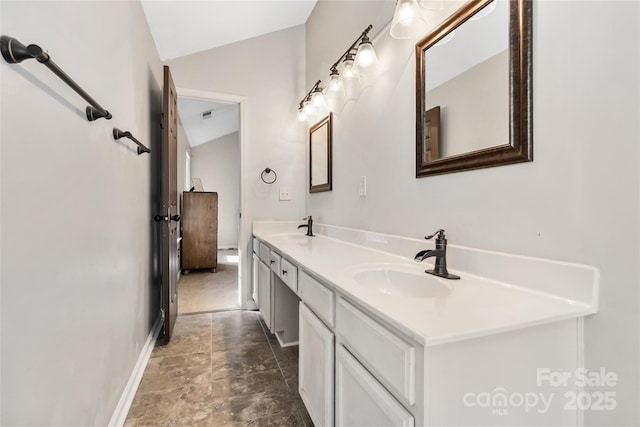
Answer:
[424,106,441,162]
[156,65,179,344]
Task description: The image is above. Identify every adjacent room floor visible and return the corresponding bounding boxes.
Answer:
[125,310,313,426]
[178,249,240,314]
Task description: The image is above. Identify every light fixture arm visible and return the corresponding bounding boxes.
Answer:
[329,24,373,72]
[298,79,322,108]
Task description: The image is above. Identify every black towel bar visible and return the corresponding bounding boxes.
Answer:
[113,128,150,155]
[0,35,112,121]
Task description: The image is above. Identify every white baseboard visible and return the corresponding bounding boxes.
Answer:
[108,314,163,427]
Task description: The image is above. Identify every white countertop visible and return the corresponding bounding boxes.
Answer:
[253,221,598,347]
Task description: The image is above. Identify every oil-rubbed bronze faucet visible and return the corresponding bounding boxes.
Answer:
[297,216,314,236]
[414,229,460,279]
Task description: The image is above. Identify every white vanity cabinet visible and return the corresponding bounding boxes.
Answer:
[252,222,599,427]
[336,297,417,407]
[299,302,334,427]
[336,344,414,427]
[258,258,272,331]
[297,268,418,426]
[251,252,259,306]
[253,237,300,345]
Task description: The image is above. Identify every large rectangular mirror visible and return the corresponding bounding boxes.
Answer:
[415,0,532,177]
[309,113,332,193]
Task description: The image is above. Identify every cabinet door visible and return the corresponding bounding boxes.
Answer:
[299,303,334,427]
[335,345,414,427]
[252,253,260,306]
[258,260,272,331]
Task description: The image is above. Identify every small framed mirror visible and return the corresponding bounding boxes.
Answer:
[309,113,333,193]
[416,0,532,177]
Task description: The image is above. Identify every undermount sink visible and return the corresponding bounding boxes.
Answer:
[352,266,452,299]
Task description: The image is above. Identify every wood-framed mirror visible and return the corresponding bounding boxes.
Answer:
[415,0,532,177]
[309,113,333,193]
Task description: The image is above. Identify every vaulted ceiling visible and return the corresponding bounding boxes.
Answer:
[141,0,318,61]
[141,1,317,147]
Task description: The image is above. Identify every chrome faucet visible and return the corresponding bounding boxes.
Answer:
[414,229,460,280]
[297,216,314,236]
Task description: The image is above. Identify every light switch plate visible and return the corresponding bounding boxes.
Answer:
[279,187,291,201]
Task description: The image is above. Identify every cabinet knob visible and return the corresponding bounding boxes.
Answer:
[282,269,287,275]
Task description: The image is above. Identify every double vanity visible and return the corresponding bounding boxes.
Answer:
[252,220,599,426]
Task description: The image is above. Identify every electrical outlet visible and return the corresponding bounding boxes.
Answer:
[359,176,367,197]
[279,187,291,201]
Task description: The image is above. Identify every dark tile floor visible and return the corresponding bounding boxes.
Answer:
[125,310,313,426]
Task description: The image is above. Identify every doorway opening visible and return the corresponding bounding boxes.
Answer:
[175,91,246,314]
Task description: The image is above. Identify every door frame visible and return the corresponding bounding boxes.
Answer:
[176,87,252,309]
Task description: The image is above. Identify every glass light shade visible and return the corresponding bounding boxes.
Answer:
[390,0,428,39]
[355,39,378,74]
[310,90,328,116]
[303,101,314,117]
[342,57,360,82]
[327,73,345,96]
[418,0,444,10]
[326,73,345,112]
[297,108,307,122]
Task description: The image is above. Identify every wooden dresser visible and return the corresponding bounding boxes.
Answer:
[181,191,218,273]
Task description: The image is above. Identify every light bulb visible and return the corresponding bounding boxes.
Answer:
[342,57,360,81]
[327,71,345,95]
[355,37,378,74]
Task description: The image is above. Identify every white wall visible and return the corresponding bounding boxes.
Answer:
[427,50,509,157]
[191,132,241,248]
[306,1,639,426]
[0,1,162,425]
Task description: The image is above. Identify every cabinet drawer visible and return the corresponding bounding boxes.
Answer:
[336,297,416,405]
[299,270,335,327]
[258,242,270,264]
[269,251,281,274]
[252,237,260,254]
[336,344,413,427]
[280,258,298,292]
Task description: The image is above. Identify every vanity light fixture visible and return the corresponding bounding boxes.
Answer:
[354,33,378,74]
[331,25,378,76]
[310,85,329,116]
[341,53,360,82]
[327,68,345,97]
[297,25,378,123]
[297,80,324,122]
[390,0,428,39]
